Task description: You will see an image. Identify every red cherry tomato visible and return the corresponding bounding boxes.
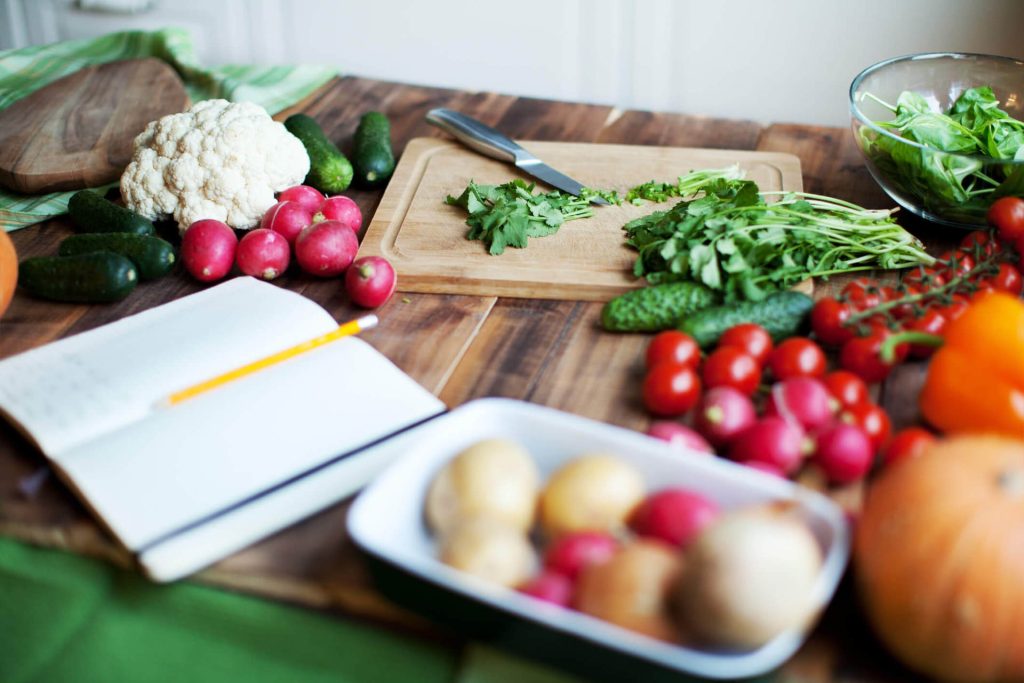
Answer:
[978,262,1023,296]
[839,330,907,383]
[645,331,701,371]
[959,230,999,257]
[642,363,701,417]
[905,309,947,359]
[702,347,761,396]
[768,337,827,380]
[902,266,947,289]
[890,284,922,320]
[810,297,855,347]
[823,370,870,409]
[937,249,975,280]
[841,278,884,311]
[841,402,892,452]
[988,196,1024,242]
[718,323,773,366]
[881,427,936,467]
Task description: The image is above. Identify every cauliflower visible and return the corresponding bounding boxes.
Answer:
[120,99,310,233]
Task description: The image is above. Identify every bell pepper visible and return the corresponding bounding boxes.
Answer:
[919,292,1024,436]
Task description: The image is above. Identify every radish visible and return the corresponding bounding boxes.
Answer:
[543,531,618,581]
[519,570,573,607]
[629,488,720,549]
[278,185,324,213]
[729,416,807,474]
[181,219,237,282]
[236,228,290,280]
[261,200,313,245]
[294,220,358,277]
[813,422,873,484]
[345,256,397,308]
[693,387,757,448]
[315,195,362,233]
[764,377,835,432]
[645,421,714,455]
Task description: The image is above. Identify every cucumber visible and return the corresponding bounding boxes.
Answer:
[678,291,814,348]
[352,111,395,188]
[601,282,720,332]
[284,114,354,193]
[19,252,137,303]
[68,190,155,235]
[58,233,175,281]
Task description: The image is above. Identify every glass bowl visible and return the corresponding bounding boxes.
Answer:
[850,52,1024,228]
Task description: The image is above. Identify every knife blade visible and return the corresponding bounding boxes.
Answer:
[425,108,608,205]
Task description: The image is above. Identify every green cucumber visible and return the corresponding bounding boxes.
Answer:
[58,233,175,281]
[284,114,353,193]
[19,252,137,303]
[601,282,720,332]
[68,190,155,235]
[352,111,395,188]
[678,291,814,348]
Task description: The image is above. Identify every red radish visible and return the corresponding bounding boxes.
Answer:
[236,229,290,280]
[693,387,757,447]
[345,256,397,308]
[278,185,324,213]
[764,377,834,432]
[543,531,618,580]
[629,489,720,548]
[315,195,362,233]
[645,422,714,455]
[729,416,807,475]
[261,200,313,244]
[294,220,358,277]
[519,570,573,607]
[813,422,873,484]
[181,219,237,282]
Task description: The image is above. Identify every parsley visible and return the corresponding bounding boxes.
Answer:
[624,166,745,204]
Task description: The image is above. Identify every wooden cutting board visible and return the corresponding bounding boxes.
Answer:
[358,138,803,301]
[0,58,189,194]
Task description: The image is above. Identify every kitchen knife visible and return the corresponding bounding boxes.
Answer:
[425,108,608,205]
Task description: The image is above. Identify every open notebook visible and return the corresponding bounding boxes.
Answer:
[0,277,446,581]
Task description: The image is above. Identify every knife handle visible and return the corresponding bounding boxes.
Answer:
[425,108,528,163]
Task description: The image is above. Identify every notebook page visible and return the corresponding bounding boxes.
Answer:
[55,337,446,550]
[0,278,337,456]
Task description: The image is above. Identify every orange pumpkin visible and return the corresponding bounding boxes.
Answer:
[0,229,16,319]
[855,436,1024,683]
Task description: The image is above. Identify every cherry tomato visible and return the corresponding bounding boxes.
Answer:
[643,363,701,416]
[881,427,935,467]
[988,196,1024,242]
[839,329,908,383]
[841,278,884,311]
[937,249,975,280]
[718,323,773,366]
[959,230,999,258]
[823,370,870,410]
[878,285,899,301]
[937,294,970,322]
[767,337,827,380]
[904,309,946,358]
[645,331,701,371]
[890,284,921,320]
[840,402,892,453]
[810,297,855,347]
[702,347,761,396]
[902,266,947,289]
[978,262,1023,296]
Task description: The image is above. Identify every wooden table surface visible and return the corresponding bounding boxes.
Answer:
[0,76,962,682]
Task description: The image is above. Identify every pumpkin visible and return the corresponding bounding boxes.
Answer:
[0,229,16,319]
[855,435,1024,683]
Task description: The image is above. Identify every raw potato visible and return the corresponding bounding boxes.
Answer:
[539,453,645,537]
[575,540,684,642]
[673,503,823,650]
[425,439,540,535]
[439,516,536,588]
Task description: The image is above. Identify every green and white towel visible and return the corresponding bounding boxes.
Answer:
[0,28,338,232]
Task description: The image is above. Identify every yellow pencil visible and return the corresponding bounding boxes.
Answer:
[164,314,379,407]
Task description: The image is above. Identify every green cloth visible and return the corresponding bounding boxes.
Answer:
[0,28,337,232]
[0,538,458,683]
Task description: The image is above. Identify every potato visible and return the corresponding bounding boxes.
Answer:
[539,453,645,537]
[575,540,684,642]
[425,438,539,535]
[438,516,536,587]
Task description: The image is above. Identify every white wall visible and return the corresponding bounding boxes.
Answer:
[2,0,1023,126]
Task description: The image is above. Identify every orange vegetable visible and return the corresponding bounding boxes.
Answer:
[919,292,1024,436]
[0,229,16,319]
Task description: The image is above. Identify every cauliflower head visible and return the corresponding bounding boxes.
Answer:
[120,99,310,233]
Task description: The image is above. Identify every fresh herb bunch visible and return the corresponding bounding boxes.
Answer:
[445,179,594,254]
[625,175,934,302]
[624,166,744,204]
[858,87,1024,222]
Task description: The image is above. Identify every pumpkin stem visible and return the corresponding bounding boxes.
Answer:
[997,468,1024,498]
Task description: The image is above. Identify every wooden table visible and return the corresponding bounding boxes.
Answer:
[0,76,961,682]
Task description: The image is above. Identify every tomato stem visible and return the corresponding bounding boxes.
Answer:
[879,331,943,363]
